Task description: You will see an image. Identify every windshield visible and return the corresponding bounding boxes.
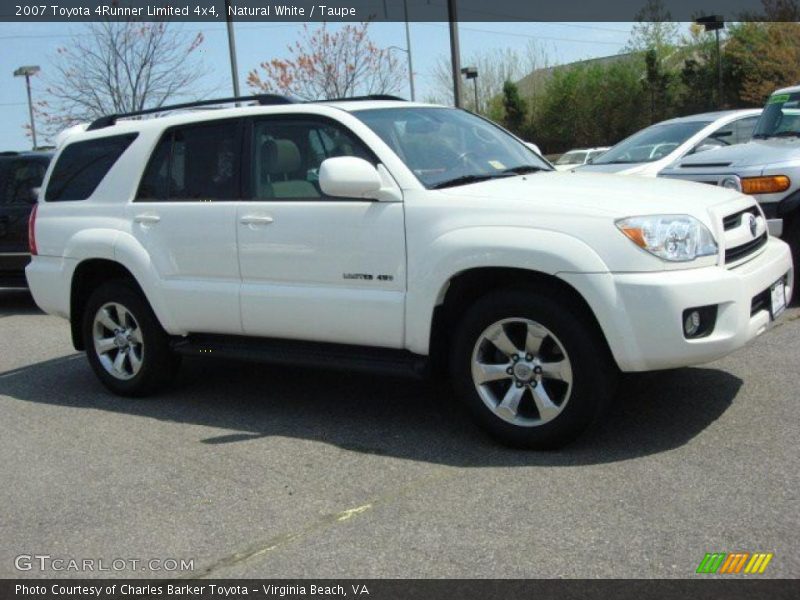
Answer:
[591,121,710,165]
[556,151,587,166]
[753,92,800,139]
[352,107,551,188]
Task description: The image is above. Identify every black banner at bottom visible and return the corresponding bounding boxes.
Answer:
[2,579,799,600]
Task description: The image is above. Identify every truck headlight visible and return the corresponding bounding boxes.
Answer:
[616,215,718,262]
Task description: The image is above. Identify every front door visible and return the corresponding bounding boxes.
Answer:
[237,115,407,348]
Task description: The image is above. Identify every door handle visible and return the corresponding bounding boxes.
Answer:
[240,215,274,225]
[134,214,161,224]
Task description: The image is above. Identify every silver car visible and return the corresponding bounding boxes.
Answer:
[660,85,800,264]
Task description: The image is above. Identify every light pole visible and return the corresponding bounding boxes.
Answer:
[387,46,415,101]
[223,0,241,102]
[696,15,725,109]
[461,66,478,113]
[13,65,40,150]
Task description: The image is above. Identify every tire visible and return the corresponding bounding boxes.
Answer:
[82,280,180,396]
[450,288,617,449]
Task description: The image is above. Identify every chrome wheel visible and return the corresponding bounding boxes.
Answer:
[471,317,573,427]
[92,302,144,381]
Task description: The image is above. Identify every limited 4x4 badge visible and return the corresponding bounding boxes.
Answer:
[343,273,394,282]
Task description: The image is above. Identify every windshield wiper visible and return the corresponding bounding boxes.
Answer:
[501,165,546,175]
[771,131,800,138]
[431,173,511,189]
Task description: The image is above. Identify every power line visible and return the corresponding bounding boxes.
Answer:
[417,22,626,46]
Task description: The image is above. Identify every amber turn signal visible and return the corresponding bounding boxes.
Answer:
[741,175,790,195]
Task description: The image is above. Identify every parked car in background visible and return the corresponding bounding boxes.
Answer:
[0,151,52,287]
[554,147,609,171]
[577,109,761,177]
[660,85,800,267]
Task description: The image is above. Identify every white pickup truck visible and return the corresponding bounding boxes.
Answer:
[26,96,793,448]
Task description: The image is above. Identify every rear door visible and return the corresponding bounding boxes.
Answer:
[129,119,243,334]
[237,115,407,348]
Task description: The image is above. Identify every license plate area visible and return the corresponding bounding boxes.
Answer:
[770,278,786,319]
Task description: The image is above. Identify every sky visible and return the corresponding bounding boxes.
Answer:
[0,20,637,150]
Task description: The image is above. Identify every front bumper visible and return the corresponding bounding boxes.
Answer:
[560,238,793,372]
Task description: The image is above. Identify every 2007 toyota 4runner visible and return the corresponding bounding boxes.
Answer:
[25,96,794,448]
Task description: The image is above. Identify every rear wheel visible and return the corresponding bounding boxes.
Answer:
[450,289,616,448]
[82,280,180,396]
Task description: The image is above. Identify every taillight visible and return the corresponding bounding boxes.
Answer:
[28,203,38,256]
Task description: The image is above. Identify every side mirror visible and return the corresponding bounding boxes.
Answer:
[319,157,382,199]
[30,187,40,203]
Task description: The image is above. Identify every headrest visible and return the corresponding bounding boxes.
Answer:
[262,139,301,175]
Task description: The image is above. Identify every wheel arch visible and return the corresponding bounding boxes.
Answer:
[69,259,155,350]
[426,267,617,376]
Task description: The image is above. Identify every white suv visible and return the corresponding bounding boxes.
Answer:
[26,95,794,448]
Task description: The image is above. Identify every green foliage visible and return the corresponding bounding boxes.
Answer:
[528,59,648,153]
[501,81,527,135]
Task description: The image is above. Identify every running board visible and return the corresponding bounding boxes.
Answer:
[171,334,428,378]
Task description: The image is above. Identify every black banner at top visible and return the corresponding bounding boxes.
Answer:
[2,0,798,22]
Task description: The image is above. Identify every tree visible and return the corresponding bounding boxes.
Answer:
[501,81,527,135]
[529,58,648,153]
[428,41,551,114]
[247,23,403,100]
[725,21,800,105]
[624,0,680,58]
[38,21,206,139]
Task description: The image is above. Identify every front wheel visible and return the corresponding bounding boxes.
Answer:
[450,289,616,449]
[82,280,180,396]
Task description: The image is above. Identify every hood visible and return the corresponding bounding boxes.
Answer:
[677,138,800,169]
[437,171,742,222]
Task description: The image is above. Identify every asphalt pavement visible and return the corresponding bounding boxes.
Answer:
[0,288,797,579]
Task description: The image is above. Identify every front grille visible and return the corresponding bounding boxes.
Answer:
[723,206,760,231]
[726,232,767,264]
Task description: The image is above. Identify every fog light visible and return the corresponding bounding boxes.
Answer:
[684,311,701,336]
[682,305,718,339]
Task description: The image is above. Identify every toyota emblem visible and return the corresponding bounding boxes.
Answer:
[747,213,757,237]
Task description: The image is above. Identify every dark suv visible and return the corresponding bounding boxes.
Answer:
[0,151,51,287]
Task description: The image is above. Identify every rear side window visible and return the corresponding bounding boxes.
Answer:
[137,119,242,201]
[45,134,137,202]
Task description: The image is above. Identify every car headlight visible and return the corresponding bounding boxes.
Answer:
[616,215,718,262]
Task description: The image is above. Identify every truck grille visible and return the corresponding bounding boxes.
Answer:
[720,203,768,267]
[723,206,760,231]
[725,233,767,263]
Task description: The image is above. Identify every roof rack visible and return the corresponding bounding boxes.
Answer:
[86,94,296,131]
[310,94,407,103]
[85,93,408,131]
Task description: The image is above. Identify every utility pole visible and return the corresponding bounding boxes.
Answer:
[223,0,241,102]
[402,0,415,101]
[448,0,463,107]
[13,65,40,150]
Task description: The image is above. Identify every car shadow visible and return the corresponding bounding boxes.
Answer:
[0,352,742,467]
[0,289,42,317]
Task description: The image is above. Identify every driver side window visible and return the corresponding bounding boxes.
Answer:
[250,119,373,201]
